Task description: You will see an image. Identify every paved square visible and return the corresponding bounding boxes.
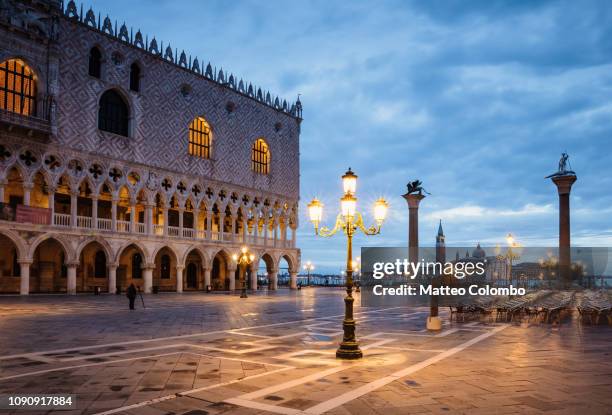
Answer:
[0,289,610,415]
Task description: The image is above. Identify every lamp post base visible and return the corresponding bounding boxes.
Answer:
[336,336,363,359]
[426,316,442,331]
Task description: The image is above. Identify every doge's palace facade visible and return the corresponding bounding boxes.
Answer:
[0,0,301,294]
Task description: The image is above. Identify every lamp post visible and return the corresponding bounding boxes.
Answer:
[497,233,520,294]
[303,261,315,286]
[232,246,255,299]
[307,167,388,360]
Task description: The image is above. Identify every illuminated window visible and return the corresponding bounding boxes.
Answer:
[188,116,212,159]
[99,90,129,136]
[0,59,36,116]
[252,138,270,175]
[89,47,101,78]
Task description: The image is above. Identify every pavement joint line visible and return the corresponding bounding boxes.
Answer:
[377,346,446,352]
[302,325,508,415]
[225,398,303,415]
[233,363,359,401]
[1,309,399,361]
[91,366,295,415]
[0,349,292,382]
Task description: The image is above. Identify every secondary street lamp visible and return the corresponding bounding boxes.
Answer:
[303,261,315,286]
[307,167,388,359]
[497,233,520,294]
[232,246,255,299]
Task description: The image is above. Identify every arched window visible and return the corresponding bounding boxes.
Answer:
[129,63,140,92]
[132,253,142,279]
[252,138,270,174]
[161,254,171,279]
[94,250,106,278]
[188,116,211,159]
[89,47,102,78]
[99,90,129,136]
[0,59,36,116]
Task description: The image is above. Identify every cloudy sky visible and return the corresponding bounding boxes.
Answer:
[89,0,612,273]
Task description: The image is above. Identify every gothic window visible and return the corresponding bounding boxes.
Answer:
[129,63,140,92]
[88,47,102,78]
[99,90,129,136]
[161,254,171,279]
[94,250,106,278]
[132,253,142,279]
[0,59,37,116]
[252,138,270,175]
[188,116,211,159]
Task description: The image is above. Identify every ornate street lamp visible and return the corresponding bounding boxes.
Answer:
[303,261,315,286]
[232,246,255,299]
[307,167,388,359]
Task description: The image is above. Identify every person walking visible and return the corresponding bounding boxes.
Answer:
[127,283,137,310]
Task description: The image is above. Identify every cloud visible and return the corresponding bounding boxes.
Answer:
[424,203,554,222]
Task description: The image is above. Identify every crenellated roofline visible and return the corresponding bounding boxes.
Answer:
[59,0,303,120]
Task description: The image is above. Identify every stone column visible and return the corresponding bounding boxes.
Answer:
[402,193,425,264]
[206,209,213,239]
[176,265,184,293]
[145,203,154,235]
[111,196,118,232]
[178,207,184,237]
[551,174,577,289]
[0,181,5,203]
[92,196,98,229]
[48,190,55,218]
[263,218,269,246]
[250,263,258,291]
[269,269,278,290]
[273,221,278,248]
[143,264,153,293]
[228,264,236,291]
[204,267,211,290]
[67,262,78,295]
[108,263,117,294]
[23,183,33,206]
[70,191,78,228]
[163,207,169,236]
[19,260,31,295]
[193,208,200,238]
[130,200,136,233]
[290,271,297,289]
[291,226,296,248]
[242,218,248,243]
[219,212,225,241]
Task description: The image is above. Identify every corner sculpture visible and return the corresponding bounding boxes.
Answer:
[406,179,431,196]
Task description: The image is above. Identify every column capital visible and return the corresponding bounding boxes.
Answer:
[18,259,33,265]
[143,263,156,270]
[551,174,577,195]
[107,262,119,269]
[402,193,426,209]
[66,261,79,268]
[176,265,185,271]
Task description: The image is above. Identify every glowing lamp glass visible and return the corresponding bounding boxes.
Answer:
[232,254,238,261]
[341,194,356,218]
[374,198,388,222]
[342,168,358,194]
[308,198,323,224]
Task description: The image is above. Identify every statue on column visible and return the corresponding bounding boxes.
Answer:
[546,152,575,178]
[406,179,430,196]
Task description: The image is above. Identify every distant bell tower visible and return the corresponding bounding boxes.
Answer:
[436,220,445,263]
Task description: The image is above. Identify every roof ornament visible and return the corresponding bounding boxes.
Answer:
[274,97,280,108]
[257,88,263,101]
[148,37,159,54]
[179,50,187,67]
[191,57,200,73]
[205,62,213,78]
[217,68,225,83]
[265,91,271,105]
[228,74,236,88]
[84,8,96,27]
[164,44,173,62]
[101,16,113,35]
[134,30,144,48]
[65,1,79,19]
[119,23,129,42]
[247,83,254,97]
[238,79,245,93]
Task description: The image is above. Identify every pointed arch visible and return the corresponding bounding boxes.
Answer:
[28,234,73,262]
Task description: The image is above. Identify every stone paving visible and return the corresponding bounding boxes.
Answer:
[0,289,610,415]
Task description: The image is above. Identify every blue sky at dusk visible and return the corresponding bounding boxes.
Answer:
[88,0,612,273]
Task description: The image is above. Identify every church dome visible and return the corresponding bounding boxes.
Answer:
[472,243,486,259]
